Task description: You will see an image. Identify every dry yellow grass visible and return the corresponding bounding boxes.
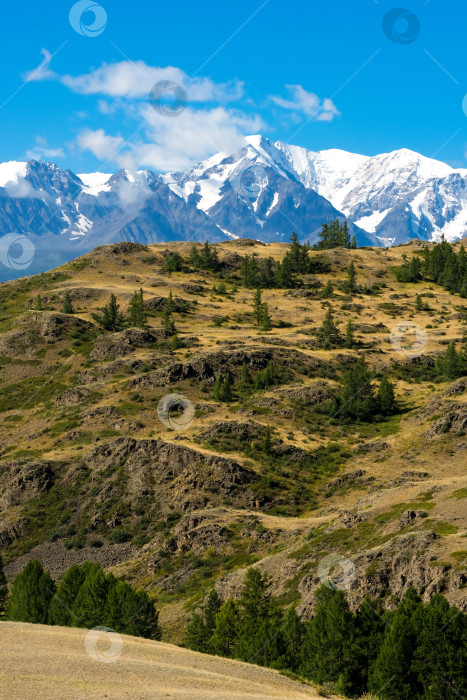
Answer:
[0,622,329,700]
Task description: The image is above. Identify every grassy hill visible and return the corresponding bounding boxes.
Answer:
[0,238,466,641]
[0,621,329,699]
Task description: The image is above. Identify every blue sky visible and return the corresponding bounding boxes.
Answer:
[1,0,467,173]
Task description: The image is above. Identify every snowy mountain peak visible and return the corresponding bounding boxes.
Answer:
[1,137,467,281]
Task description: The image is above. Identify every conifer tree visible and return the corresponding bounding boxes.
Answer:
[34,295,42,310]
[48,563,87,626]
[234,568,285,667]
[369,588,423,700]
[317,306,342,348]
[345,320,356,349]
[71,563,110,629]
[128,288,146,328]
[162,308,176,336]
[7,560,55,624]
[241,254,259,287]
[321,280,334,298]
[0,554,8,614]
[282,608,305,671]
[92,293,124,331]
[350,234,357,249]
[185,590,221,653]
[220,373,233,402]
[212,376,222,401]
[105,581,161,639]
[62,291,74,314]
[377,375,397,415]
[260,302,272,331]
[189,243,201,268]
[415,293,423,311]
[344,262,358,294]
[412,594,467,700]
[352,598,388,695]
[252,288,263,325]
[240,361,252,388]
[211,599,240,657]
[300,585,356,694]
[274,255,294,288]
[436,341,464,380]
[162,251,183,272]
[335,356,376,421]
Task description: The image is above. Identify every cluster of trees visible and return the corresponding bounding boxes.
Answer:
[185,569,466,700]
[333,357,397,421]
[240,233,331,289]
[91,290,148,331]
[396,238,467,296]
[435,341,467,380]
[90,289,179,337]
[189,242,220,272]
[2,558,161,640]
[316,219,357,250]
[316,306,358,349]
[211,361,284,403]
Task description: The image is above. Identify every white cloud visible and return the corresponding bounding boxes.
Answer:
[25,55,243,104]
[272,85,340,121]
[77,129,126,163]
[77,106,264,172]
[24,52,264,172]
[26,136,65,161]
[23,49,56,82]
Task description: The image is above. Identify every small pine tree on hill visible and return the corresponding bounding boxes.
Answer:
[128,288,146,328]
[62,291,74,314]
[92,293,124,331]
[317,306,342,348]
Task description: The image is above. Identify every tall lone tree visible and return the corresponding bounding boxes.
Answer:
[128,288,147,328]
[317,306,342,348]
[344,262,358,294]
[62,291,74,314]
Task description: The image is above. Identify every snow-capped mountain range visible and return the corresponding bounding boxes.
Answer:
[1,134,467,279]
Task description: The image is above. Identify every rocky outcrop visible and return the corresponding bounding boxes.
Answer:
[84,437,260,513]
[89,328,159,361]
[444,378,467,396]
[55,386,91,407]
[131,347,323,388]
[143,296,197,313]
[276,380,335,404]
[0,461,55,509]
[296,530,467,615]
[424,403,467,438]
